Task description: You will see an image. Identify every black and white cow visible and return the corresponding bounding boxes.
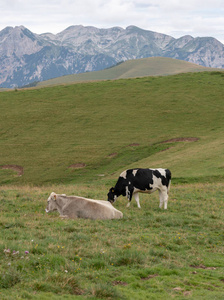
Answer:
[107,168,171,209]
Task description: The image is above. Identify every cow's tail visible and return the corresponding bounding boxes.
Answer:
[166,169,171,193]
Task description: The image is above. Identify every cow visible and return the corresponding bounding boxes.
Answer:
[107,168,171,209]
[45,192,123,220]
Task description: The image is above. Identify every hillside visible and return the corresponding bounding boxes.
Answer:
[0,71,224,185]
[0,25,224,88]
[36,57,221,87]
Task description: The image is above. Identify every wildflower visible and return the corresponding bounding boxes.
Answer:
[65,270,68,273]
[8,262,11,266]
[12,250,19,255]
[4,249,11,254]
[25,251,29,255]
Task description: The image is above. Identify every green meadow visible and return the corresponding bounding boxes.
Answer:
[0,183,224,299]
[0,70,224,299]
[0,71,224,185]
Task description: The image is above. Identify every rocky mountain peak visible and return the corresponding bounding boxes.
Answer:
[0,25,43,57]
[0,25,223,88]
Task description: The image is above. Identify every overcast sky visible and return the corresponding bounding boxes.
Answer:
[0,0,224,43]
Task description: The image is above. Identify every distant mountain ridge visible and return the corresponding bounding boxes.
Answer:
[0,25,224,88]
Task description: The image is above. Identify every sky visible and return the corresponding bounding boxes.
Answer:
[0,0,224,44]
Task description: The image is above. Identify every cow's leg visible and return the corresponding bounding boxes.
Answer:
[159,190,164,208]
[126,202,131,208]
[134,192,141,208]
[60,215,69,219]
[164,192,169,209]
[159,189,168,209]
[126,186,133,208]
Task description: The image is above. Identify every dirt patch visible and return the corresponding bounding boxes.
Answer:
[159,146,174,152]
[173,287,183,291]
[141,274,158,280]
[0,165,24,176]
[161,137,199,143]
[190,264,217,270]
[112,281,128,286]
[68,163,86,169]
[173,288,192,296]
[108,152,118,158]
[127,143,140,147]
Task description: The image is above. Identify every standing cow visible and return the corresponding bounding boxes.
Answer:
[107,168,171,209]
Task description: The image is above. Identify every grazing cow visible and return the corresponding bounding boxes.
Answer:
[107,168,171,209]
[45,192,123,220]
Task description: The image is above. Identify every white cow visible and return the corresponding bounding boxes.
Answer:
[45,192,123,220]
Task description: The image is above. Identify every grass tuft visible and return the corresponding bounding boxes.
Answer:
[0,270,21,289]
[90,282,123,299]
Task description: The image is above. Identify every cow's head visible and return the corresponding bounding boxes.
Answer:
[107,187,117,203]
[45,192,57,213]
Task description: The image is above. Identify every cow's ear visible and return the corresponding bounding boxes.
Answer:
[54,194,57,201]
[111,188,114,193]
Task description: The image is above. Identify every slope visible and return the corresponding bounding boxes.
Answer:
[0,71,223,185]
[35,57,220,88]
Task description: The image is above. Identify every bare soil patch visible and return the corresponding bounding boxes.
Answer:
[161,137,199,143]
[108,152,118,158]
[159,146,174,152]
[68,163,86,169]
[173,287,183,291]
[0,165,24,176]
[127,143,140,147]
[183,291,192,296]
[112,281,128,286]
[190,264,216,270]
[173,287,192,296]
[141,274,158,280]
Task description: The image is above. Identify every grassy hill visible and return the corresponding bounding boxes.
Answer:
[0,70,224,299]
[0,71,224,186]
[36,57,221,88]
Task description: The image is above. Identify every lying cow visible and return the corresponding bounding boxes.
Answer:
[45,192,123,220]
[107,168,171,209]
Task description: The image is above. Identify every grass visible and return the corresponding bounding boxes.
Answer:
[0,71,224,185]
[0,70,224,298]
[0,183,224,299]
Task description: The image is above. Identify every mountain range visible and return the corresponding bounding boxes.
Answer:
[0,25,224,88]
